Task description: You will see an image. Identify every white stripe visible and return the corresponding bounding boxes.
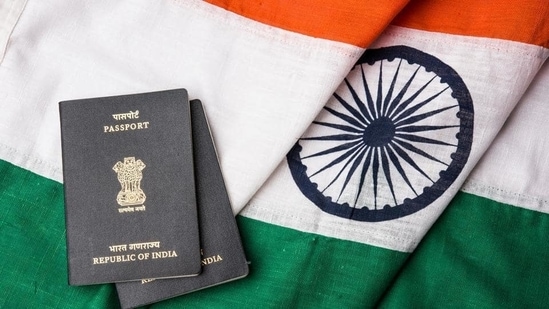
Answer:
[241,26,549,252]
[0,0,362,212]
[0,0,27,62]
[462,59,549,214]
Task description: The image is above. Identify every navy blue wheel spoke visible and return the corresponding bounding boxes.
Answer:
[390,141,434,183]
[333,91,369,126]
[319,144,366,196]
[391,85,448,123]
[372,148,380,209]
[385,145,418,196]
[396,124,459,133]
[309,141,364,178]
[324,106,366,129]
[395,105,457,127]
[393,138,449,166]
[336,145,370,201]
[382,59,402,117]
[354,147,374,207]
[385,65,420,118]
[312,121,364,134]
[301,133,362,142]
[380,148,398,206]
[343,78,374,124]
[302,139,362,160]
[375,61,384,118]
[395,133,456,147]
[361,64,377,121]
[388,74,436,120]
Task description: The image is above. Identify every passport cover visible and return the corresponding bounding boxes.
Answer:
[116,99,249,308]
[59,89,201,285]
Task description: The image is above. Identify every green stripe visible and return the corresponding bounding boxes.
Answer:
[8,158,548,308]
[0,160,119,308]
[379,191,549,308]
[0,159,409,308]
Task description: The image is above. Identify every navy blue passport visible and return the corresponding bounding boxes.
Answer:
[115,99,249,308]
[59,89,201,285]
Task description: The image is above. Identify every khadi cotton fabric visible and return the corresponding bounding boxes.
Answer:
[1,0,548,308]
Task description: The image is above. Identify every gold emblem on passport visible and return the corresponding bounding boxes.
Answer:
[113,157,146,207]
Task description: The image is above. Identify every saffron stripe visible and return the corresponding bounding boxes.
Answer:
[205,0,409,47]
[392,0,549,48]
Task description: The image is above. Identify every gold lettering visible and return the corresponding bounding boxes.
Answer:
[112,110,139,121]
[118,207,135,213]
[128,241,160,250]
[109,244,128,252]
[91,254,136,265]
[103,121,150,133]
[201,254,223,266]
[151,250,177,259]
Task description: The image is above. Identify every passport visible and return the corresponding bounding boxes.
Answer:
[116,99,249,308]
[59,89,201,285]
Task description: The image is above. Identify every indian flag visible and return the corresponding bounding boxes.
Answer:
[1,0,548,308]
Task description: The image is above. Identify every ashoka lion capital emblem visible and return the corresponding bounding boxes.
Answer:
[113,157,146,206]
